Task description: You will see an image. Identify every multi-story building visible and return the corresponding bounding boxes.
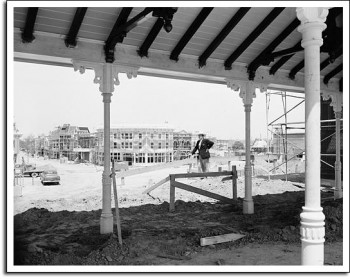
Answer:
[94,125,174,166]
[173,130,192,160]
[48,124,96,161]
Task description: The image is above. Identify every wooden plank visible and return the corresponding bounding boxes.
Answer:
[115,158,195,178]
[172,181,234,204]
[172,170,232,179]
[142,176,170,194]
[169,176,175,212]
[200,233,245,246]
[111,162,123,245]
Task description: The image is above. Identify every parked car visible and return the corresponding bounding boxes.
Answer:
[40,170,60,185]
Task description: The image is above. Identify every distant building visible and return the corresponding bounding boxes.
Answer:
[251,139,268,154]
[95,124,174,166]
[34,136,49,157]
[48,124,96,161]
[271,128,305,157]
[173,130,192,160]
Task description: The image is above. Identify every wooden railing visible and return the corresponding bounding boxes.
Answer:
[169,166,238,212]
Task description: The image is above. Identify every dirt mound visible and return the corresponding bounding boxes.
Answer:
[13,191,342,265]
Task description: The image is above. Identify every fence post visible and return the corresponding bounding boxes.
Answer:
[120,169,125,185]
[188,163,192,173]
[169,175,175,212]
[218,166,222,172]
[232,166,237,201]
[228,161,231,171]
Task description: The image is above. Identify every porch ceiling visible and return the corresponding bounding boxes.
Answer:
[12,6,343,93]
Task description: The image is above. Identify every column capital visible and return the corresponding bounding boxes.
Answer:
[226,80,268,105]
[296,7,329,25]
[321,91,343,113]
[296,8,328,48]
[72,60,139,93]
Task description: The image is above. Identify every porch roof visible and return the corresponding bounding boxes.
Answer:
[12,5,343,93]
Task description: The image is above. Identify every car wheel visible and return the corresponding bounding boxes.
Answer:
[31,172,38,178]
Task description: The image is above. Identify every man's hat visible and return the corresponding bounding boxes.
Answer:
[198,132,205,136]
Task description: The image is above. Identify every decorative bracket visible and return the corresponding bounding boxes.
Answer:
[72,60,139,93]
[226,80,268,105]
[322,91,343,114]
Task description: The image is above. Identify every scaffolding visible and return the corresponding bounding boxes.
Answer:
[265,90,343,182]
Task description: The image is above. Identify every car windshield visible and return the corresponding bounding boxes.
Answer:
[45,170,57,174]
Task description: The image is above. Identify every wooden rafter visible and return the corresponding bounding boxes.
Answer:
[170,7,214,61]
[138,18,164,58]
[21,7,39,43]
[224,8,284,70]
[320,47,342,71]
[65,8,88,48]
[247,18,300,80]
[198,7,250,68]
[324,64,342,85]
[269,41,301,75]
[289,60,304,80]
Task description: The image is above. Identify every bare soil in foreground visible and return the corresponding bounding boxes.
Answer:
[12,154,343,268]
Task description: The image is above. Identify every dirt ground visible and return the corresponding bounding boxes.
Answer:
[12,153,343,269]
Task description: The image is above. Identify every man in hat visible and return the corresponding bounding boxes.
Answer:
[191,133,214,173]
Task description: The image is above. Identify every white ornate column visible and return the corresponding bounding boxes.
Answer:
[73,60,138,234]
[297,7,329,265]
[227,80,267,214]
[322,91,343,199]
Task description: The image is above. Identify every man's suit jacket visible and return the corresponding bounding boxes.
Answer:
[191,138,214,159]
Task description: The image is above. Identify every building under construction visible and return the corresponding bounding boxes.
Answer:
[48,124,96,161]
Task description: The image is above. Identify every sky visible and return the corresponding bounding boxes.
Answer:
[13,61,306,140]
[12,62,307,141]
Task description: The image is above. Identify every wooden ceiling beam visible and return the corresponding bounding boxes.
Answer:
[269,40,301,75]
[198,7,250,68]
[170,7,214,62]
[138,18,164,58]
[105,8,133,48]
[21,7,39,43]
[289,60,304,80]
[224,7,284,70]
[320,47,342,71]
[65,8,88,48]
[324,64,342,85]
[247,18,300,80]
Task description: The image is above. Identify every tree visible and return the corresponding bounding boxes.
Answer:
[20,135,35,154]
[232,140,244,150]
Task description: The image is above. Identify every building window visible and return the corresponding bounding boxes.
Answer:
[151,142,154,149]
[151,134,154,139]
[139,133,142,139]
[166,134,169,140]
[148,153,154,163]
[114,142,117,148]
[158,134,161,139]
[139,142,142,149]
[158,143,162,149]
[125,133,129,140]
[130,133,133,139]
[166,143,169,149]
[114,133,117,139]
[121,142,124,149]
